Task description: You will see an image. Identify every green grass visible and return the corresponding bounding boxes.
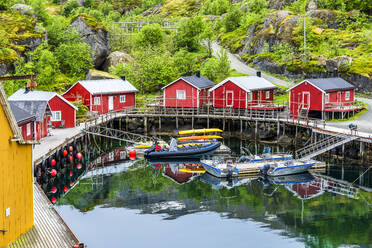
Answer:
[228,69,248,77]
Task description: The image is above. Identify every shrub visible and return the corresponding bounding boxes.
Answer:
[175,16,205,52]
[224,8,243,32]
[244,0,268,14]
[135,23,165,47]
[201,0,230,15]
[61,0,81,17]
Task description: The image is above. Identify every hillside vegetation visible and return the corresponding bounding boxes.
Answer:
[0,0,371,96]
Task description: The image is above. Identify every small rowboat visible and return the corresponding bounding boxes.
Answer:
[178,135,223,141]
[179,128,223,135]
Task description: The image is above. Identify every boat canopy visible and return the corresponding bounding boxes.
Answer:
[178,128,223,135]
[177,135,223,141]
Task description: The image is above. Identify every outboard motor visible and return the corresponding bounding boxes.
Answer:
[238,155,247,163]
[260,164,271,175]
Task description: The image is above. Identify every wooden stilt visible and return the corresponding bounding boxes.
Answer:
[158,116,161,131]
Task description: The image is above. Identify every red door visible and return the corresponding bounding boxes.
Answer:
[302,92,310,109]
[226,91,233,107]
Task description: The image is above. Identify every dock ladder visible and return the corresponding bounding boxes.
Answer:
[295,134,358,160]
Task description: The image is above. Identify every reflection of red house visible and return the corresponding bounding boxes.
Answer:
[9,102,36,140]
[164,164,194,184]
[209,72,278,109]
[162,72,215,108]
[288,75,360,120]
[63,78,138,114]
[288,178,324,200]
[9,89,77,128]
[88,148,127,168]
[8,100,51,140]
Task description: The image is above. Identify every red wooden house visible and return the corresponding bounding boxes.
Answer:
[9,89,77,128]
[8,100,51,140]
[288,76,359,119]
[9,102,36,141]
[63,78,138,114]
[209,72,278,109]
[162,71,215,108]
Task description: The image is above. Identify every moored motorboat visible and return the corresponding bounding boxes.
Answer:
[260,160,316,176]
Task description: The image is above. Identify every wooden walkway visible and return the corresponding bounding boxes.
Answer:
[8,184,79,248]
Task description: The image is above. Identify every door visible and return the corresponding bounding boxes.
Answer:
[108,96,114,111]
[337,91,342,105]
[226,91,233,107]
[302,92,310,109]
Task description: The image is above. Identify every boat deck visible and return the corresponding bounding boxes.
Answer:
[8,184,80,248]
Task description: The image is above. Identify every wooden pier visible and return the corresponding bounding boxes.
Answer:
[8,184,80,248]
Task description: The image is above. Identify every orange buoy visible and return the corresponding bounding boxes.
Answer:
[69,146,73,152]
[69,171,73,177]
[70,181,74,187]
[69,155,73,162]
[64,186,68,192]
[76,163,82,169]
[76,152,82,160]
[63,150,68,156]
[51,197,57,204]
[129,150,136,160]
[51,159,56,166]
[51,186,57,193]
[51,169,57,177]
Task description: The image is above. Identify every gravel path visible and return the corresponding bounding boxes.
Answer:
[211,42,292,88]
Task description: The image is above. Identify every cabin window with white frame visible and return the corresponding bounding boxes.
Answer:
[51,111,61,121]
[176,90,186,100]
[26,123,31,136]
[266,91,270,99]
[94,96,101,105]
[120,151,126,159]
[345,91,350,101]
[325,93,329,103]
[120,95,126,103]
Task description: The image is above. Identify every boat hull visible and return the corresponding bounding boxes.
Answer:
[267,163,315,176]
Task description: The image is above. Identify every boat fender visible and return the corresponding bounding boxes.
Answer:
[260,164,271,175]
[238,155,247,163]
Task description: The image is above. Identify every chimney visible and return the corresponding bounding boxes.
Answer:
[256,71,261,77]
[24,82,30,93]
[196,70,200,78]
[121,76,126,81]
[333,68,338,78]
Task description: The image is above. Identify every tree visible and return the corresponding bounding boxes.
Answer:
[202,22,215,58]
[175,16,205,52]
[201,48,230,82]
[135,24,165,47]
[224,8,243,32]
[173,49,197,75]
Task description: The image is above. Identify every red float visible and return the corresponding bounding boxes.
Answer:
[51,186,57,193]
[51,159,56,166]
[64,186,68,192]
[70,171,73,177]
[51,197,57,204]
[155,163,161,169]
[51,169,57,177]
[129,150,136,160]
[76,152,82,160]
[69,155,73,162]
[76,163,82,169]
[69,146,73,152]
[155,145,161,151]
[63,150,68,156]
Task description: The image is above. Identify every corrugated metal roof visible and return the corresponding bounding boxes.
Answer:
[307,77,355,92]
[8,89,77,110]
[8,184,79,248]
[9,102,36,125]
[9,100,50,122]
[77,79,139,94]
[209,76,277,92]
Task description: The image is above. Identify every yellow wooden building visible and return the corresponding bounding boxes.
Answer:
[0,83,34,247]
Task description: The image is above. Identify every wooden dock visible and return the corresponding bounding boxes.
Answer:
[7,184,80,248]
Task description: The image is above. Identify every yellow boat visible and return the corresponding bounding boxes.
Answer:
[177,135,223,141]
[179,168,206,173]
[179,128,223,135]
[135,144,151,149]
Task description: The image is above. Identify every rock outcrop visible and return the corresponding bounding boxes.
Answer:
[85,69,119,80]
[103,51,133,71]
[325,55,352,71]
[10,4,35,18]
[70,14,110,68]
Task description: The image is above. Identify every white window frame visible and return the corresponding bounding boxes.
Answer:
[345,91,350,101]
[176,90,186,100]
[325,93,329,103]
[266,91,270,99]
[94,96,101,105]
[120,151,126,159]
[120,95,126,103]
[248,92,252,102]
[51,111,61,121]
[26,123,31,136]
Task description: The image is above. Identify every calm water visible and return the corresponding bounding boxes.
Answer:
[54,149,372,248]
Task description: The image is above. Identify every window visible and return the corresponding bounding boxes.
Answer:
[266,91,270,99]
[120,151,126,159]
[51,111,61,121]
[325,93,329,103]
[26,123,31,136]
[120,95,126,103]
[248,92,252,101]
[94,96,101,105]
[108,152,114,161]
[345,91,350,100]
[176,90,186,100]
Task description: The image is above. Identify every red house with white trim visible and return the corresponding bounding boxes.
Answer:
[209,72,278,109]
[9,102,36,140]
[63,78,138,114]
[162,71,215,108]
[8,100,51,140]
[8,89,77,128]
[288,76,359,119]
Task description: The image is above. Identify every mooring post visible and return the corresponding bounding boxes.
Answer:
[360,141,365,158]
[207,117,209,129]
[192,116,194,129]
[255,120,258,139]
[223,119,225,131]
[176,116,179,129]
[158,116,161,131]
[342,144,345,157]
[126,116,129,132]
[277,122,280,139]
[240,119,243,133]
[144,117,148,135]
